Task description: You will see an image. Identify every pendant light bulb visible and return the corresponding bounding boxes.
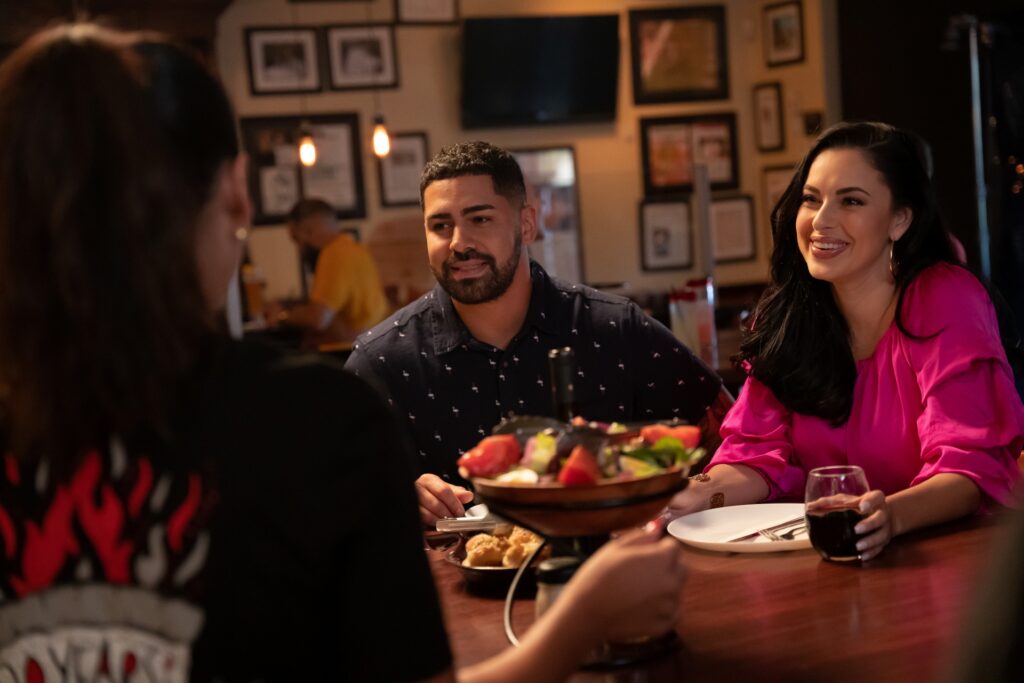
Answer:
[372,115,391,158]
[298,133,317,167]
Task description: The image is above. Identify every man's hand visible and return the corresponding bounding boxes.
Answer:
[416,473,474,526]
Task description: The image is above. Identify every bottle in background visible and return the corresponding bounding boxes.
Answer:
[671,278,718,369]
[240,262,266,325]
[669,289,698,352]
[547,347,577,422]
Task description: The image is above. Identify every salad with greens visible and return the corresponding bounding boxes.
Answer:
[457,419,705,487]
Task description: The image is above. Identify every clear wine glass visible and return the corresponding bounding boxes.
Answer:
[804,465,869,562]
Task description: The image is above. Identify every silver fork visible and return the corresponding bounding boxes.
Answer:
[726,516,805,542]
[759,522,807,542]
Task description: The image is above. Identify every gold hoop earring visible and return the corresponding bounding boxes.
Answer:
[889,241,897,279]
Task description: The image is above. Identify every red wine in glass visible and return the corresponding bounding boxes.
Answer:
[805,505,865,560]
[805,466,869,562]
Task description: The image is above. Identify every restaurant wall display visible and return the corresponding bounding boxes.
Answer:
[628,5,729,104]
[639,198,693,271]
[763,1,805,67]
[325,24,399,91]
[753,82,785,152]
[710,195,756,263]
[244,27,322,96]
[640,113,739,196]
[395,0,459,25]
[511,146,584,284]
[378,131,429,207]
[240,114,366,225]
[762,164,795,216]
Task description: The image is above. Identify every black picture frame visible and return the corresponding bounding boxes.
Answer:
[711,194,756,263]
[395,0,459,25]
[510,146,586,284]
[244,26,322,96]
[378,131,429,207]
[639,197,693,271]
[753,82,785,152]
[762,164,795,217]
[763,1,805,67]
[324,24,399,91]
[239,114,366,225]
[628,5,729,104]
[639,112,739,196]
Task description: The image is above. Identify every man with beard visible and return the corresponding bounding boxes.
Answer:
[345,142,729,524]
[268,198,389,346]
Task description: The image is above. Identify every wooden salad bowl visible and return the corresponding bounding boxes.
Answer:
[473,467,689,538]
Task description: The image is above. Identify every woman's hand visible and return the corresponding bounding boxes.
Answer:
[563,528,686,643]
[853,490,893,561]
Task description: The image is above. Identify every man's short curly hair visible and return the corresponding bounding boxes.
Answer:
[419,141,526,208]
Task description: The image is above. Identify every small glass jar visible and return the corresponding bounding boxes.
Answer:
[534,556,582,620]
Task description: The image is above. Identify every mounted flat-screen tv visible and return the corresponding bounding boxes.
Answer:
[461,15,620,129]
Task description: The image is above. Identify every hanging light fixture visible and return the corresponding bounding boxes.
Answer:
[366,0,390,158]
[372,114,391,158]
[292,1,316,167]
[298,122,317,167]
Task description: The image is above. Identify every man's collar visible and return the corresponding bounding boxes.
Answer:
[429,284,474,355]
[524,261,561,336]
[428,261,562,355]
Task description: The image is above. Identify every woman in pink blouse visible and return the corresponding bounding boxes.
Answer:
[670,122,1024,560]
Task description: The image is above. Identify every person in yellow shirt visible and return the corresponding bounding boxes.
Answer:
[274,198,389,345]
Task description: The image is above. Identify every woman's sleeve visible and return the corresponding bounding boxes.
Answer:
[904,266,1024,507]
[707,375,807,501]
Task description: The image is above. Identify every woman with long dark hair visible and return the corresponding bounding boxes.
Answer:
[670,122,1024,560]
[0,25,684,681]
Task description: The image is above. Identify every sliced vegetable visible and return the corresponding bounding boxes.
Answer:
[557,445,602,486]
[457,434,522,478]
[640,424,701,448]
[520,432,558,474]
[495,467,540,484]
[618,455,663,478]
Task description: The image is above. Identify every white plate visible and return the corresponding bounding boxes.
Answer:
[668,503,812,553]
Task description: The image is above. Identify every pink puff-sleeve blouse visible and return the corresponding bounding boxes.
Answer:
[709,263,1024,505]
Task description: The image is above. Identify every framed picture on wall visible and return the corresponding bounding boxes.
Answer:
[711,195,756,262]
[511,146,584,283]
[753,82,785,152]
[762,164,795,216]
[640,113,739,196]
[763,1,805,67]
[396,0,459,25]
[378,132,429,207]
[640,198,692,271]
[628,5,729,104]
[325,25,398,91]
[244,27,321,95]
[239,114,366,225]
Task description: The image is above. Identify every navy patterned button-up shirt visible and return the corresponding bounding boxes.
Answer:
[345,263,721,486]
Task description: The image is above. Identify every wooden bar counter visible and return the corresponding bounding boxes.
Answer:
[431,517,1002,682]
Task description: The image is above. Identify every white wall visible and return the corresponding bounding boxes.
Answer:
[217,0,835,299]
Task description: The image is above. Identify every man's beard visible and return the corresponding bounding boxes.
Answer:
[433,231,522,305]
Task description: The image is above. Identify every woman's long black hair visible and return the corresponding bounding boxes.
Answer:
[737,121,1023,424]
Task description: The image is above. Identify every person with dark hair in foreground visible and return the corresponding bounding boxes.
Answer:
[0,24,685,682]
[345,141,732,525]
[670,121,1024,560]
